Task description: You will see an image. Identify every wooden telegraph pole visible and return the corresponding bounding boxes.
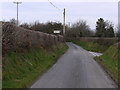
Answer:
[63,8,65,36]
[13,1,22,26]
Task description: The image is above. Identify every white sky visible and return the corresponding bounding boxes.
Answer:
[0,0,119,30]
[0,0,119,2]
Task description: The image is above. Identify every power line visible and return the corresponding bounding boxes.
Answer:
[48,0,61,11]
[48,0,66,35]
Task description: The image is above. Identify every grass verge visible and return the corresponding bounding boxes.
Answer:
[94,43,119,86]
[71,40,109,53]
[71,40,119,86]
[2,43,68,88]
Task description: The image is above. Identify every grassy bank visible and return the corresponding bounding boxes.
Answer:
[72,40,109,53]
[95,43,119,86]
[3,43,68,88]
[72,40,119,86]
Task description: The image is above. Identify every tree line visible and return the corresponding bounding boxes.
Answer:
[7,18,120,37]
[66,18,119,38]
[8,18,63,35]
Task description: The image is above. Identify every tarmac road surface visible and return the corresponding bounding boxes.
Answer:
[30,42,117,88]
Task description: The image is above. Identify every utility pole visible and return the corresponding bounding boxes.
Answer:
[118,1,120,38]
[13,1,22,26]
[63,8,65,35]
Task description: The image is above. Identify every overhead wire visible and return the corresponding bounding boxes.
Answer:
[48,0,62,11]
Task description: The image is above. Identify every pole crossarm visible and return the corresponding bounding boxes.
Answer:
[13,2,22,4]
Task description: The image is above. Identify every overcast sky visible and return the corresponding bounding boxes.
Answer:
[0,0,119,30]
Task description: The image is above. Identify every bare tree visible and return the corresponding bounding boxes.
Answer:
[66,20,94,38]
[9,18,18,25]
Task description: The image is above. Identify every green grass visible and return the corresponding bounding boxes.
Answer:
[72,40,109,53]
[95,44,119,86]
[71,40,119,85]
[2,43,68,88]
[0,68,1,89]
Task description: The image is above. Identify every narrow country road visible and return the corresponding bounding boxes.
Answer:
[30,42,117,88]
